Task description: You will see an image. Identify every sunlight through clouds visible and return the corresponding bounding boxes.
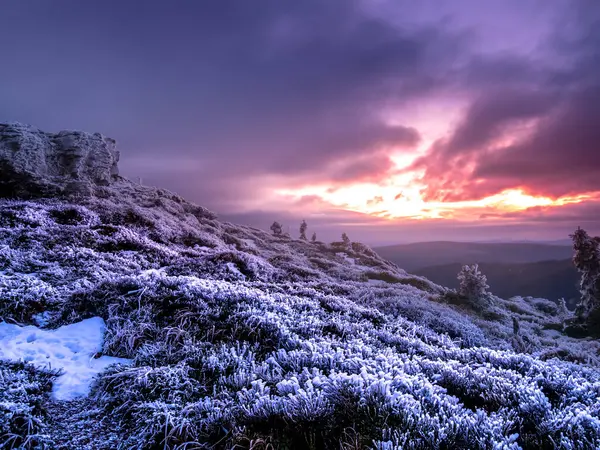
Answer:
[278,182,592,221]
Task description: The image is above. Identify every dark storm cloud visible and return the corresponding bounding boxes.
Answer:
[3,0,598,243]
[415,0,600,202]
[328,155,396,184]
[412,88,559,201]
[473,85,600,198]
[446,90,556,155]
[461,54,546,90]
[0,0,457,211]
[262,123,420,175]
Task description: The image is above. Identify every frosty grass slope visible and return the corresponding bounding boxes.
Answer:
[1,193,600,448]
[0,317,130,400]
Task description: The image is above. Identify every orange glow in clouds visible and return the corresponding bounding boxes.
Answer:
[276,110,593,221]
[278,183,591,221]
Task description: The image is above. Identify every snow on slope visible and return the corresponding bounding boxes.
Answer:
[0,317,131,400]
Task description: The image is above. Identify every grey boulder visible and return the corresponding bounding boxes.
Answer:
[0,122,120,198]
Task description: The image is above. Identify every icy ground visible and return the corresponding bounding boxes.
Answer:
[0,317,131,400]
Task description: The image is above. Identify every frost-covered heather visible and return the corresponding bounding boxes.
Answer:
[1,195,600,449]
[0,361,58,449]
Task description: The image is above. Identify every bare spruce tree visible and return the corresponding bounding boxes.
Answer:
[270,221,283,236]
[299,220,307,240]
[570,227,600,320]
[557,298,571,320]
[341,232,350,246]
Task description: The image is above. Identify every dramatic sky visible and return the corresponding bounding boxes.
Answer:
[2,0,600,244]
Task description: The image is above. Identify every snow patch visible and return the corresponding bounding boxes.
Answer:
[0,317,131,401]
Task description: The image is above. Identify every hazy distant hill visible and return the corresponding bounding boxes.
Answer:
[414,259,579,305]
[374,241,573,272]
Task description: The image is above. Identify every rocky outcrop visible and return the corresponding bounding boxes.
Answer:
[0,122,219,222]
[0,122,120,198]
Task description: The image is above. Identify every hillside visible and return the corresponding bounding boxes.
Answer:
[374,241,573,272]
[415,260,579,307]
[1,123,600,449]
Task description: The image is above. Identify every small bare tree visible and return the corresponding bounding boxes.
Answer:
[299,220,308,240]
[571,227,600,317]
[311,232,317,242]
[270,221,283,236]
[557,298,571,321]
[341,232,350,246]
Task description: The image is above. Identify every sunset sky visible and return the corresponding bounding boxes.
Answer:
[2,0,599,244]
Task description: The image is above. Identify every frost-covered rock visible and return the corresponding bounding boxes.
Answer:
[0,122,120,198]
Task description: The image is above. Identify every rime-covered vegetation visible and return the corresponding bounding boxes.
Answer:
[2,196,600,449]
[1,124,600,449]
[457,264,492,311]
[568,227,600,336]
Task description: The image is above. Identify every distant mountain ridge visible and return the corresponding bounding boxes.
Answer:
[414,259,579,306]
[374,240,573,272]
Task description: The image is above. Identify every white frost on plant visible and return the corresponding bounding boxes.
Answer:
[0,317,131,400]
[335,252,355,265]
[2,198,600,447]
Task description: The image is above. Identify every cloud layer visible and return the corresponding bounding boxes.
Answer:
[415,1,600,203]
[1,0,599,242]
